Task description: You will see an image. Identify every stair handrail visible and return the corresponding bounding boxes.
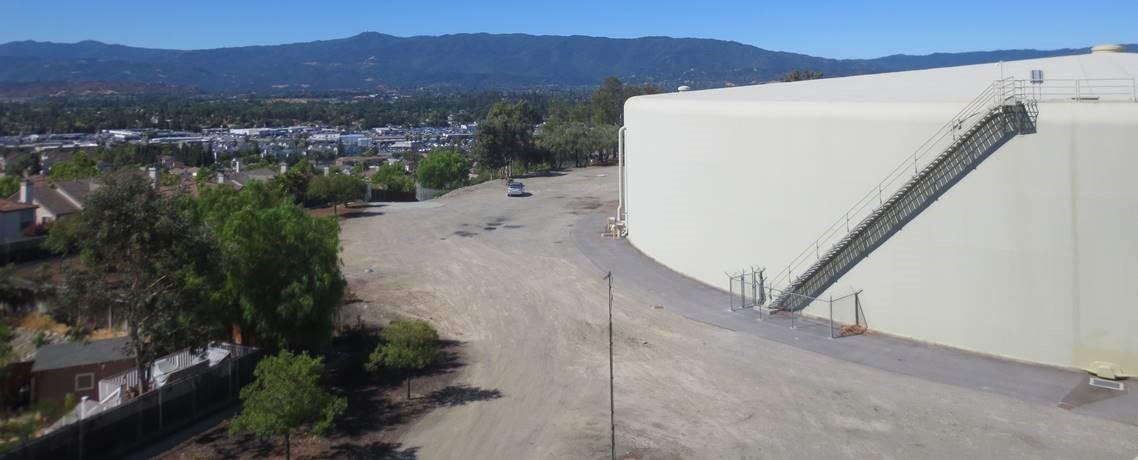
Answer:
[769,78,1025,290]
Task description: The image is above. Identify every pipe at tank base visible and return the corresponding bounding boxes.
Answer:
[617,126,626,223]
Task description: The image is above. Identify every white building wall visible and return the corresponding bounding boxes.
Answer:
[624,54,1138,376]
[801,103,1138,375]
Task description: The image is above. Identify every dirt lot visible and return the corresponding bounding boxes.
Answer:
[154,338,487,460]
[335,168,1138,459]
[158,167,1138,459]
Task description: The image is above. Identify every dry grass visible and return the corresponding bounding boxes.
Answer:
[19,313,67,335]
[87,328,127,340]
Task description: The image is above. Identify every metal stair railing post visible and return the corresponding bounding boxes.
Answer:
[770,79,1035,311]
[770,80,1001,289]
[828,295,834,339]
[768,79,1019,293]
[726,271,736,312]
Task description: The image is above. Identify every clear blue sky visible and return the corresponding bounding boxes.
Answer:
[3,0,1135,58]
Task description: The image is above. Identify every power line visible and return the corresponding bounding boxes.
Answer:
[604,271,615,460]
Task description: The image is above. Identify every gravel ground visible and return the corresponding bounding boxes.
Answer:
[339,167,1138,460]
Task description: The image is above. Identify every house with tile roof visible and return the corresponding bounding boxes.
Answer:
[6,176,96,224]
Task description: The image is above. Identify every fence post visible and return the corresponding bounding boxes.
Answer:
[229,352,235,402]
[191,377,197,418]
[77,407,84,460]
[727,273,734,312]
[739,271,746,310]
[791,298,798,329]
[749,270,756,308]
[758,269,766,306]
[828,295,834,339]
[137,391,144,444]
[855,292,864,329]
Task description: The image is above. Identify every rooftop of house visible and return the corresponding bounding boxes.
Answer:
[6,176,95,217]
[31,336,132,373]
[0,199,37,213]
[227,167,279,188]
[53,179,99,205]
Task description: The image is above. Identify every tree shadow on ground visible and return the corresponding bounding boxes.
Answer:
[420,339,465,377]
[513,170,567,178]
[322,441,419,460]
[425,385,503,407]
[321,338,500,453]
[154,335,496,458]
[340,210,385,219]
[188,430,276,459]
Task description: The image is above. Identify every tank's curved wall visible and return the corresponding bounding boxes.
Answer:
[623,63,1138,375]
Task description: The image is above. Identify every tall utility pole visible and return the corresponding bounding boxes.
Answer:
[604,271,615,460]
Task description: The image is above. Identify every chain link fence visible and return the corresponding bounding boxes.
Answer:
[2,344,261,460]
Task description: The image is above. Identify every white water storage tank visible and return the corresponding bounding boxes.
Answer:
[623,51,1138,377]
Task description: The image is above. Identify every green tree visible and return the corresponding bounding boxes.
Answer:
[0,322,15,375]
[591,76,626,125]
[49,151,98,181]
[350,161,367,177]
[781,69,824,82]
[371,163,415,194]
[194,183,345,350]
[622,82,661,100]
[0,319,18,408]
[472,101,539,175]
[538,117,620,168]
[0,264,30,310]
[0,415,38,453]
[0,175,19,197]
[44,216,82,256]
[58,170,220,393]
[416,149,468,190]
[589,123,621,165]
[368,319,439,399]
[159,170,180,187]
[5,154,39,176]
[269,158,316,204]
[307,174,367,215]
[194,165,216,186]
[229,351,346,460]
[589,77,659,127]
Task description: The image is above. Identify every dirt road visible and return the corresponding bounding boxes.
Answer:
[340,167,1138,459]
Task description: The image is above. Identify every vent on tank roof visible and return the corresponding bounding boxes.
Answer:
[1091,44,1124,54]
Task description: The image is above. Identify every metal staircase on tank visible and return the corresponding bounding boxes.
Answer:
[768,79,1038,313]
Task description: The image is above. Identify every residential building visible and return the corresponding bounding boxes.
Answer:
[30,337,134,405]
[8,177,94,224]
[0,197,37,242]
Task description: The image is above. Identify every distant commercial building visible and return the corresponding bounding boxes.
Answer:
[230,128,285,137]
[390,140,418,152]
[307,132,342,143]
[148,136,211,146]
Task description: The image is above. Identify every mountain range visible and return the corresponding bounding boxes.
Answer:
[0,32,1131,95]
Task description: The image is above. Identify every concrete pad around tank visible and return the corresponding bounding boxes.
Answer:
[572,210,1137,427]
